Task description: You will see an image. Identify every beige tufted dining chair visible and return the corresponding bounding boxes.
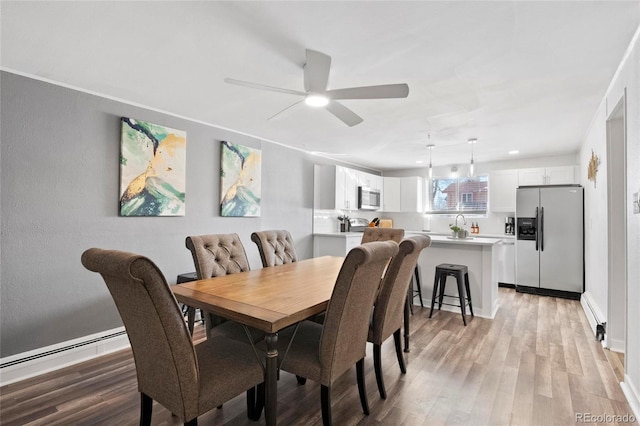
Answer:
[360,227,405,244]
[274,241,399,426]
[185,234,264,343]
[368,235,431,399]
[250,230,298,267]
[81,248,264,425]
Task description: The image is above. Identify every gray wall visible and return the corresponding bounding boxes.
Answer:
[0,71,323,357]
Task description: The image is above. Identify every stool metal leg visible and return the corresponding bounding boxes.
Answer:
[456,271,467,326]
[438,272,446,310]
[464,272,474,317]
[429,270,440,318]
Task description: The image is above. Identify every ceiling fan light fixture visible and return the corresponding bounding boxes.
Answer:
[305,93,329,107]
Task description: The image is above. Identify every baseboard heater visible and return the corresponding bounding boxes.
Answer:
[0,330,127,369]
[584,301,607,342]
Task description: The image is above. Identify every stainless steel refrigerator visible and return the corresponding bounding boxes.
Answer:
[515,185,584,297]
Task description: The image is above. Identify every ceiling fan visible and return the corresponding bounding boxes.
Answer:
[224,49,409,127]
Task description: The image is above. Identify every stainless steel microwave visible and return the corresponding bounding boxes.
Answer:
[358,186,381,210]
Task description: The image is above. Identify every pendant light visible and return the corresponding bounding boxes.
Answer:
[468,138,477,177]
[426,143,435,179]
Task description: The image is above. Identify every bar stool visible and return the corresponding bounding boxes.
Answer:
[408,265,424,315]
[429,263,474,325]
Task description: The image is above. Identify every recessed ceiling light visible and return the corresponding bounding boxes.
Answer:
[305,94,329,107]
[509,150,520,155]
[416,160,424,164]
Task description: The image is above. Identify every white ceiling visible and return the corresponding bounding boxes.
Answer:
[2,1,638,171]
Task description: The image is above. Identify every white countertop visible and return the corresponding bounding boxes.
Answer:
[314,231,510,246]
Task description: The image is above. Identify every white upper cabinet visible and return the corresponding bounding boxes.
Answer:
[545,166,578,185]
[518,166,578,186]
[383,176,423,212]
[383,177,401,211]
[314,165,382,211]
[490,169,518,212]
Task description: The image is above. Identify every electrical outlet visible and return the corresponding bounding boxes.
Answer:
[633,191,640,214]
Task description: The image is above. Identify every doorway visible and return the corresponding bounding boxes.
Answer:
[605,93,627,364]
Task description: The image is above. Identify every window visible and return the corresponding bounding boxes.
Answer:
[428,175,488,214]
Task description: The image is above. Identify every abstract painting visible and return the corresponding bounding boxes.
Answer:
[119,117,186,216]
[220,141,261,217]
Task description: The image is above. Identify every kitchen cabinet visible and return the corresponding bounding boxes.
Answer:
[313,233,362,257]
[490,169,518,212]
[314,164,359,210]
[357,171,382,191]
[518,166,577,186]
[382,176,423,212]
[383,177,401,211]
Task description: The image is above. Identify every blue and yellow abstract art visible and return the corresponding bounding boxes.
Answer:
[119,118,186,216]
[220,141,261,217]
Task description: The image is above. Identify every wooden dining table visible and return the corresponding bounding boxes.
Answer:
[172,255,345,425]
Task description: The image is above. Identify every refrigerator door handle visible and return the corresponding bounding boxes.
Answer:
[535,207,539,251]
[540,207,544,251]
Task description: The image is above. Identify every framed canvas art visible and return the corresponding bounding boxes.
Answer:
[220,141,261,217]
[119,117,186,216]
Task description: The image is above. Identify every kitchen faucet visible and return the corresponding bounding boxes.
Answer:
[455,214,466,228]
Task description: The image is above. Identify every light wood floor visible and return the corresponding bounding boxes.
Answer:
[1,288,636,425]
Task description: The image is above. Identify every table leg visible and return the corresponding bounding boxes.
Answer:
[264,333,278,425]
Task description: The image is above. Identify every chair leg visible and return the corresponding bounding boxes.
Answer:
[414,266,424,307]
[403,296,410,353]
[187,307,195,335]
[296,375,307,385]
[321,385,332,426]
[140,392,152,426]
[247,383,264,421]
[438,273,446,309]
[373,344,386,399]
[356,358,370,415]
[393,329,407,374]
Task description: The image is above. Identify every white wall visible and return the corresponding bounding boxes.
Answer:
[579,23,640,415]
[0,71,320,358]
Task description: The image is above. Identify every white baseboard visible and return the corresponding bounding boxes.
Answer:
[621,375,640,421]
[0,327,130,387]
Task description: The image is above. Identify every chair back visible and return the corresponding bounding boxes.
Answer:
[370,235,431,344]
[81,248,199,419]
[361,227,405,244]
[251,230,298,267]
[319,241,399,384]
[185,233,250,279]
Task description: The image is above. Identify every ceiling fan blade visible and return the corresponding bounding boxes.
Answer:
[325,101,363,127]
[224,78,306,97]
[304,49,331,93]
[327,83,409,100]
[267,100,304,121]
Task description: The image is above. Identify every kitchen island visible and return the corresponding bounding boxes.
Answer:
[405,232,502,319]
[313,231,504,319]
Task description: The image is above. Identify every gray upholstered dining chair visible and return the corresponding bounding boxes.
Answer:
[360,227,405,244]
[185,233,264,343]
[274,241,399,426]
[80,248,264,425]
[250,230,298,267]
[368,235,431,399]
